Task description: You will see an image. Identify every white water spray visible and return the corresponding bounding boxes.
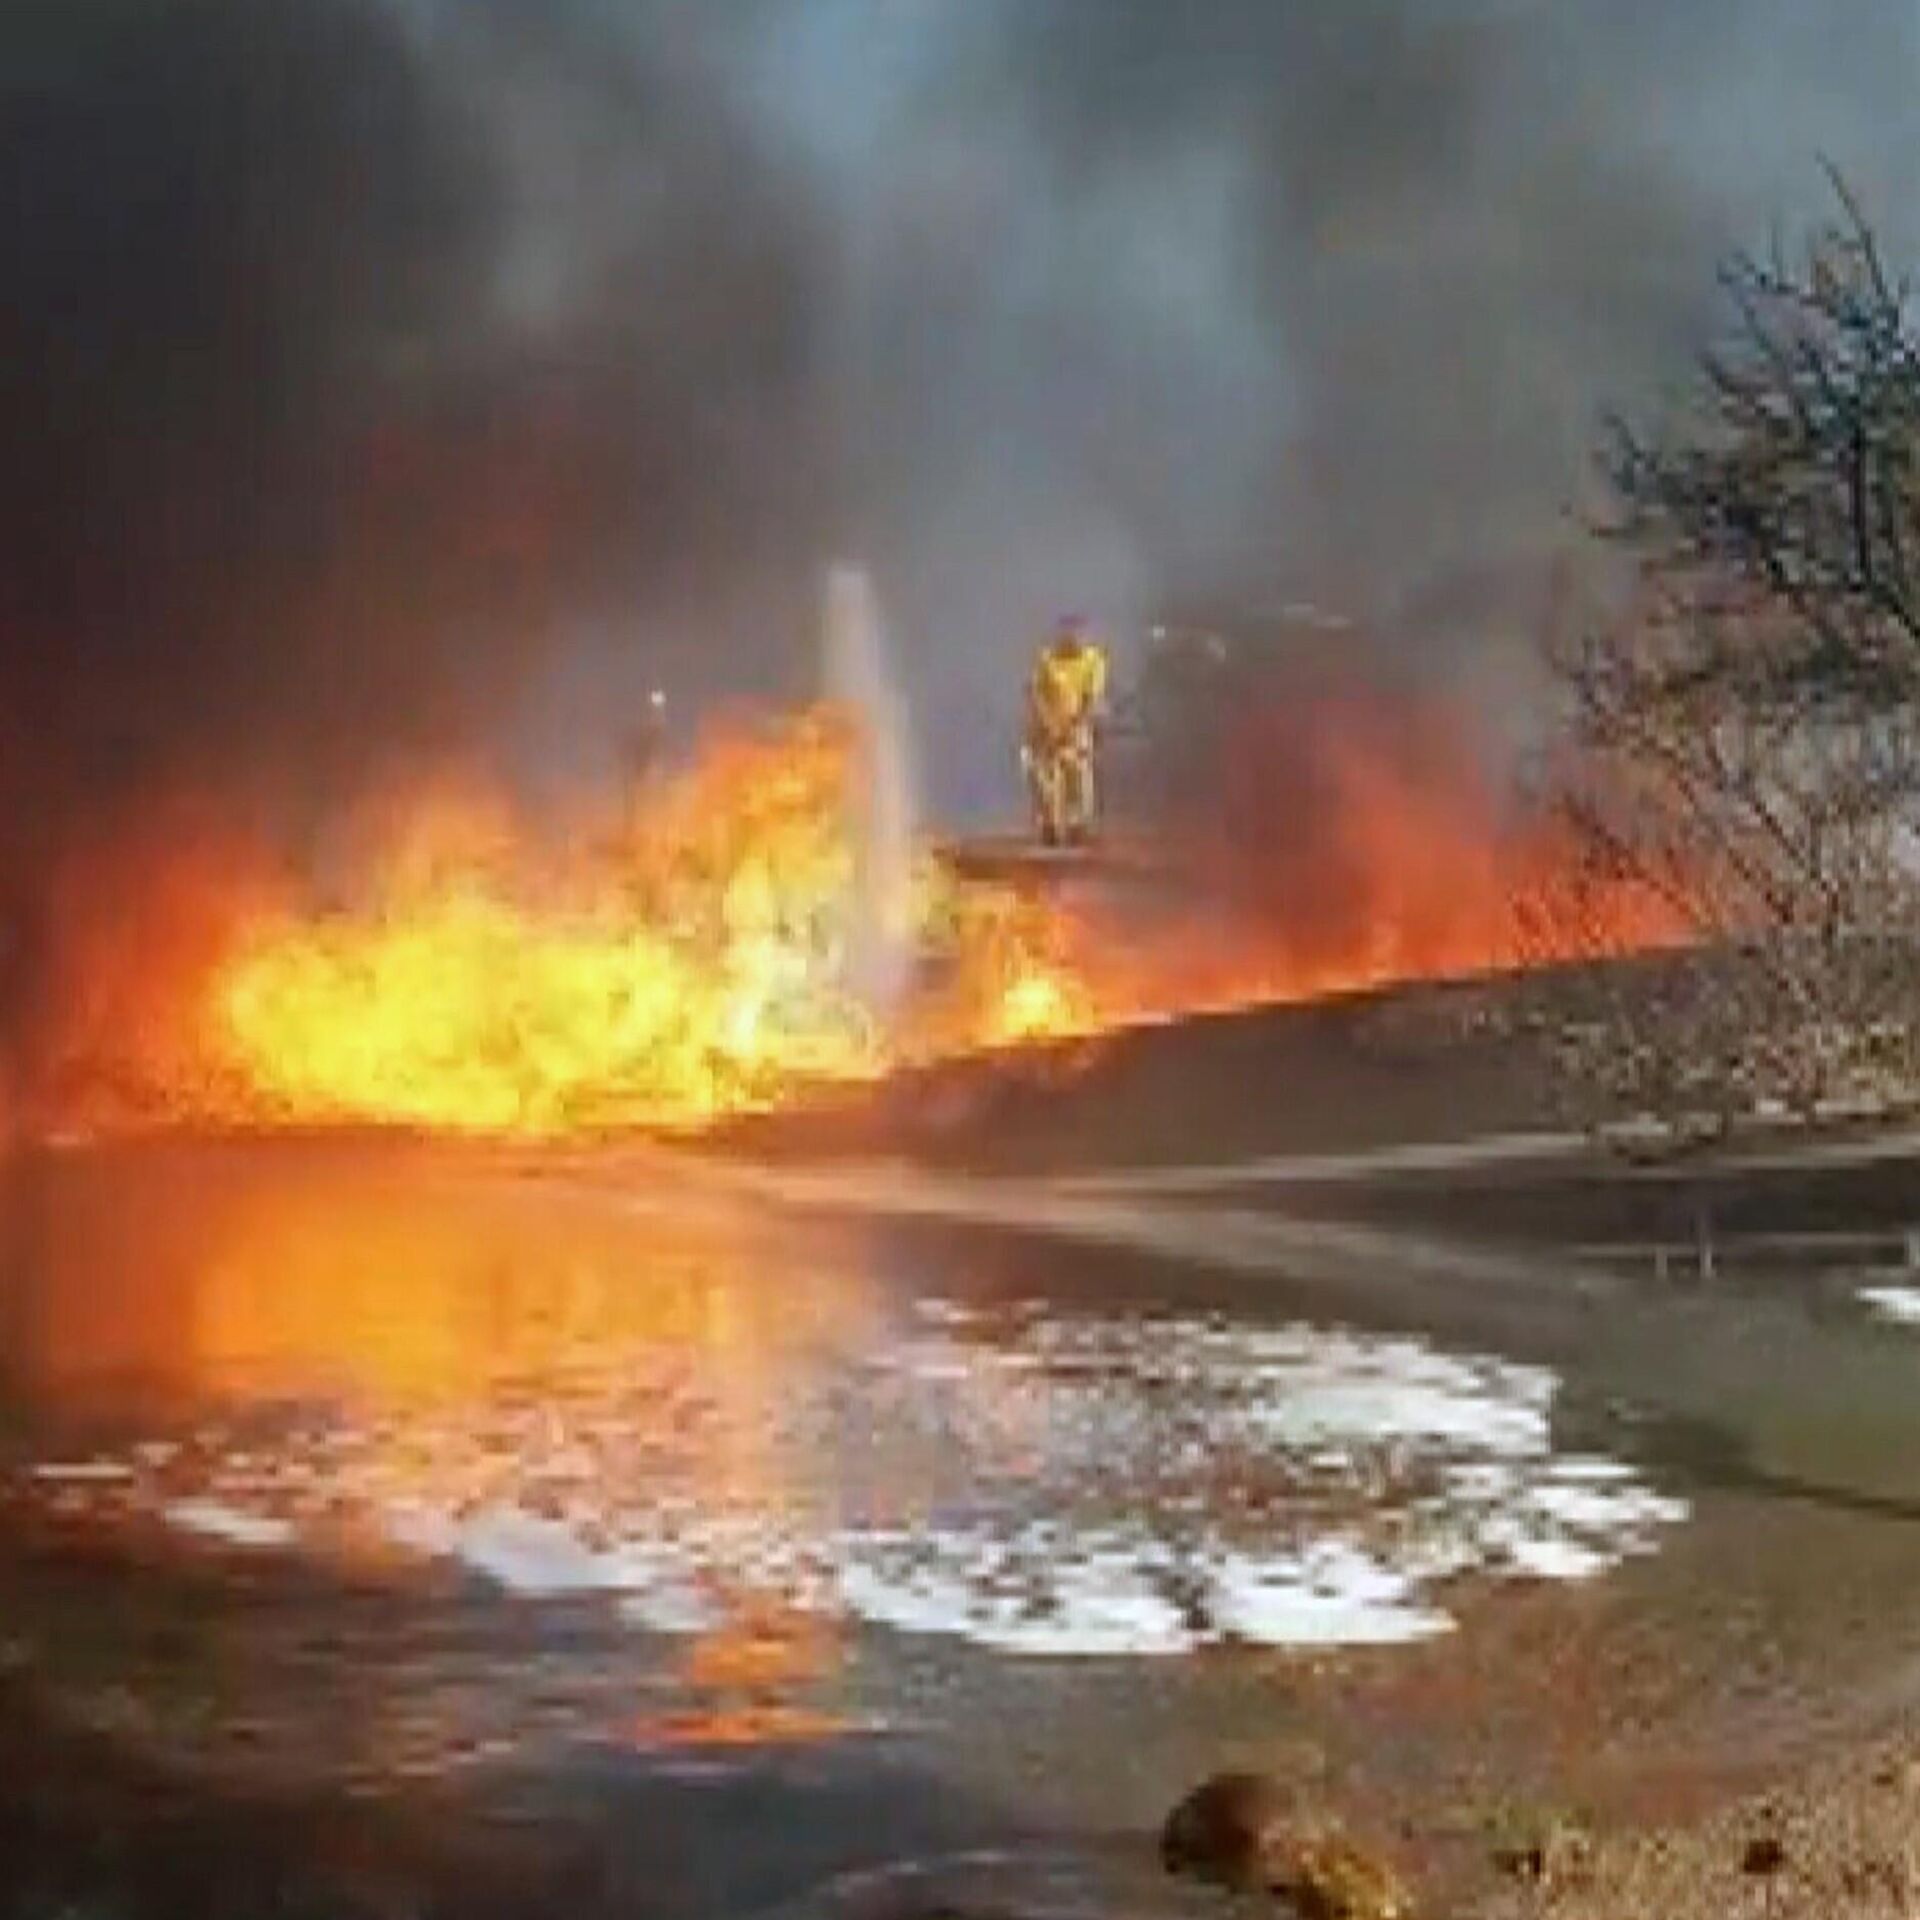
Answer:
[822,563,918,1010]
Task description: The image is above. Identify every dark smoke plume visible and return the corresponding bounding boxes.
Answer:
[1,0,1914,1070]
[0,0,830,1069]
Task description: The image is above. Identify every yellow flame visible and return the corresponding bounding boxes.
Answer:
[32,690,1680,1144]
[192,706,1095,1137]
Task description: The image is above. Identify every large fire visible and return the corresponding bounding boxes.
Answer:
[16,697,1677,1143]
[214,713,884,1136]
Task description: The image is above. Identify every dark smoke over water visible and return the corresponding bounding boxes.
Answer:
[0,0,1914,1062]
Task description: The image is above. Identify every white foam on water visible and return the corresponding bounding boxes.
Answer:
[30,1460,134,1484]
[616,1585,720,1636]
[1210,1545,1453,1647]
[40,1300,1688,1657]
[163,1500,296,1550]
[837,1534,1195,1658]
[1523,1478,1690,1533]
[437,1506,614,1596]
[1860,1284,1920,1326]
[1482,1528,1612,1582]
[1546,1457,1640,1483]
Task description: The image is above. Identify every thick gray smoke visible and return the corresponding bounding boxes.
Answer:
[3,0,1916,859]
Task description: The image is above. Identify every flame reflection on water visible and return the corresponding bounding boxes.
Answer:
[1,1144,1685,1701]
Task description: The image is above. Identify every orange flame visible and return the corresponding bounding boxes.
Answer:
[18,695,1677,1142]
[209,710,893,1135]
[1061,689,1682,1018]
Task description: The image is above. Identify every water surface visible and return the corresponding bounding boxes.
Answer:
[7,1138,1920,1916]
[0,1141,1681,1666]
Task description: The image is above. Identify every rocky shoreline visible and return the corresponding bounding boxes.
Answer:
[1474,1720,1920,1920]
[8,1633,1920,1920]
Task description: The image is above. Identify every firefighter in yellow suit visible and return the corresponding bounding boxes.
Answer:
[1023,616,1110,846]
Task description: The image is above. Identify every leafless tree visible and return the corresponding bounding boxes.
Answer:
[1541,172,1920,1126]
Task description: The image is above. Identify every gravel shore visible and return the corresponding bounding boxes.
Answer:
[1472,1722,1920,1919]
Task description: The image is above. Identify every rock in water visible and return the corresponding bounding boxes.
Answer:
[1162,1772,1295,1887]
[1160,1773,1412,1919]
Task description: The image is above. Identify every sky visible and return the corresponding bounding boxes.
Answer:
[2,0,1918,842]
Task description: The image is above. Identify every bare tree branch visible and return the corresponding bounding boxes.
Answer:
[1538,172,1920,1128]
